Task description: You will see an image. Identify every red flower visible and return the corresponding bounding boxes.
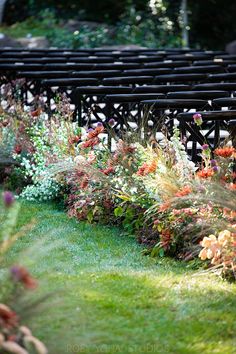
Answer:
[214,146,236,158]
[101,167,115,175]
[137,163,148,176]
[31,108,41,117]
[81,137,99,149]
[10,265,38,290]
[0,304,18,329]
[14,145,22,154]
[80,177,89,189]
[160,229,172,250]
[68,135,80,145]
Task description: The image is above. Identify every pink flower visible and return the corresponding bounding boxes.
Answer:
[201,144,209,150]
[2,191,14,208]
[193,113,203,126]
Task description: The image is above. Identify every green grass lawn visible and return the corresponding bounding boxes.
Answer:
[3,201,236,354]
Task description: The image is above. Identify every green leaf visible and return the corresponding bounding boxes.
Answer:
[114,206,123,217]
[87,210,94,224]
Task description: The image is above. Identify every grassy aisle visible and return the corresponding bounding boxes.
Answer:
[4,201,236,354]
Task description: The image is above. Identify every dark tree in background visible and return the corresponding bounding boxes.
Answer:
[3,0,236,49]
[188,0,236,49]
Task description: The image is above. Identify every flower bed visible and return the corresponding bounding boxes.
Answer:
[0,92,235,280]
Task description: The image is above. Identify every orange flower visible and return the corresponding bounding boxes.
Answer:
[10,265,37,290]
[214,146,235,158]
[197,168,214,178]
[228,183,236,191]
[159,202,171,212]
[87,125,104,139]
[137,160,157,176]
[175,186,192,197]
[147,160,157,174]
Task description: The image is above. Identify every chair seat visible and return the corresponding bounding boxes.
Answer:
[143,61,190,68]
[133,84,190,93]
[103,76,153,85]
[154,73,207,83]
[141,99,209,108]
[213,98,236,107]
[173,65,225,73]
[167,90,230,99]
[177,110,236,121]
[207,73,236,81]
[75,86,132,94]
[42,78,98,86]
[72,70,122,78]
[193,83,236,91]
[123,68,171,76]
[17,71,71,78]
[105,93,165,103]
[0,64,43,71]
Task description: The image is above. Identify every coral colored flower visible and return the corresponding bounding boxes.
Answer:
[137,161,157,176]
[175,186,192,197]
[10,265,38,290]
[159,202,171,212]
[68,135,80,145]
[81,137,99,148]
[147,160,157,174]
[80,176,89,189]
[197,168,214,178]
[87,125,104,139]
[228,183,236,191]
[137,163,148,176]
[214,146,235,158]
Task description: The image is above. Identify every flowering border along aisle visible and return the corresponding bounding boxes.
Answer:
[0,93,235,280]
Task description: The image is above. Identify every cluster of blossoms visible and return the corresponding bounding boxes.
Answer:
[199,229,236,275]
[1,92,236,279]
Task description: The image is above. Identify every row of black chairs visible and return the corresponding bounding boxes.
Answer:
[0,48,236,161]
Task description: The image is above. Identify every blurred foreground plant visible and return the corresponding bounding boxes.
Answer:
[0,192,48,353]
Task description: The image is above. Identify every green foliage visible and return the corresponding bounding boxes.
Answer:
[5,200,236,354]
[1,5,181,48]
[116,5,181,48]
